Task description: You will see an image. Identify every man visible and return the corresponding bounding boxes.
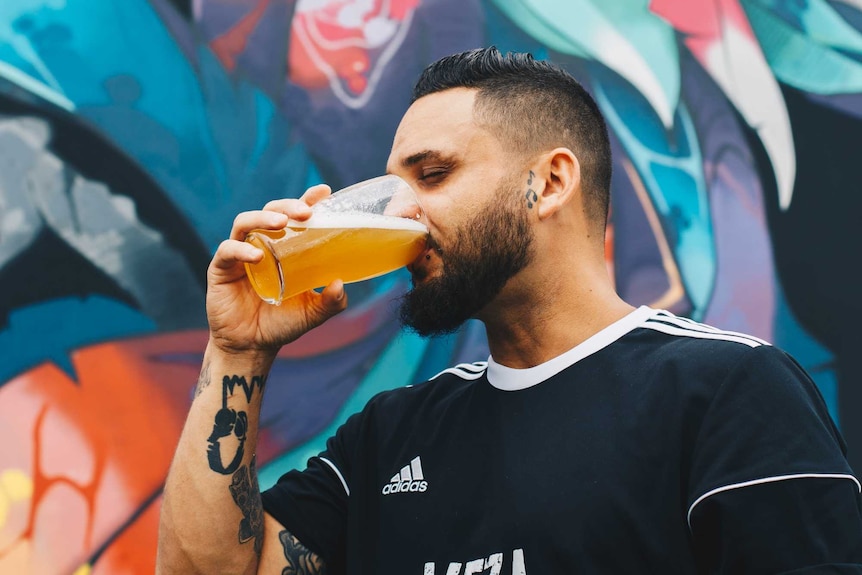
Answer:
[157,48,862,574]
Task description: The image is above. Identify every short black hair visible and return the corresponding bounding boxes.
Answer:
[412,47,612,230]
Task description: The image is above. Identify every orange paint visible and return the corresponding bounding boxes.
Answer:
[210,0,272,72]
[0,333,204,572]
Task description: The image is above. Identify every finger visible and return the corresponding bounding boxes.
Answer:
[261,198,314,222]
[211,239,264,272]
[263,184,332,220]
[319,279,348,314]
[300,184,332,206]
[300,279,348,327]
[230,210,288,241]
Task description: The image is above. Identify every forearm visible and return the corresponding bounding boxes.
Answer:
[157,342,275,575]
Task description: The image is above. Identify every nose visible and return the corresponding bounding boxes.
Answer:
[383,178,427,226]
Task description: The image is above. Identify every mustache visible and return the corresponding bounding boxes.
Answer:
[425,235,444,256]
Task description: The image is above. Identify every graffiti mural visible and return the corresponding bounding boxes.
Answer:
[0,0,859,572]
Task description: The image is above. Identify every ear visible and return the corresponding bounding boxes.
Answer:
[533,148,580,221]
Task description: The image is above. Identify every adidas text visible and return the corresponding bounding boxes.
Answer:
[382,480,428,495]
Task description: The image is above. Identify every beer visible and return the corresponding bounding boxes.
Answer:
[245,212,428,304]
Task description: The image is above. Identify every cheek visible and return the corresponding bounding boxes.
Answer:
[421,199,457,237]
[419,175,492,240]
[426,196,484,227]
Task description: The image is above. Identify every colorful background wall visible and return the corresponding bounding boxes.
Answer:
[0,0,860,572]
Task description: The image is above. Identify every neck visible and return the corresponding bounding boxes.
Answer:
[479,259,635,369]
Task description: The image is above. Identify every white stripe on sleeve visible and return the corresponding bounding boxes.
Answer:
[687,473,861,529]
[319,456,350,496]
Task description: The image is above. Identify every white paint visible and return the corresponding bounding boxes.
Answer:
[702,23,796,209]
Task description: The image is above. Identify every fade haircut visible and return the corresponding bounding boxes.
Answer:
[412,47,612,231]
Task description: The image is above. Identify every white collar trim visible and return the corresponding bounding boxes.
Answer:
[486,305,655,391]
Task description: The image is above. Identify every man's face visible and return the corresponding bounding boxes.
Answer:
[386,88,535,336]
[398,172,534,336]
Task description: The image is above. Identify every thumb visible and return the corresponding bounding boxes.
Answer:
[318,279,348,317]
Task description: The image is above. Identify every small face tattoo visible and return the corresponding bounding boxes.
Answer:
[525,171,537,209]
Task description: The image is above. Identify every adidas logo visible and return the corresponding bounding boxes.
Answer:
[382,456,428,495]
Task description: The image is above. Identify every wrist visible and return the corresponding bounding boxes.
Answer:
[206,336,280,367]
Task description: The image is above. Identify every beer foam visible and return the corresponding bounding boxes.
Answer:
[292,212,428,232]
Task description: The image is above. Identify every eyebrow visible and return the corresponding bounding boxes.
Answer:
[399,150,456,169]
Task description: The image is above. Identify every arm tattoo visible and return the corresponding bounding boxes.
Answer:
[193,359,212,398]
[229,456,264,556]
[206,374,266,474]
[278,530,327,575]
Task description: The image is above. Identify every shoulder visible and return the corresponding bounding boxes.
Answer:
[609,309,817,418]
[637,309,769,350]
[628,309,775,375]
[635,310,821,390]
[363,360,488,413]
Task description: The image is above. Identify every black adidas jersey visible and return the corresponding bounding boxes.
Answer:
[262,307,862,574]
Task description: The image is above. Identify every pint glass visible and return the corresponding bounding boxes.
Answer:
[244,175,428,304]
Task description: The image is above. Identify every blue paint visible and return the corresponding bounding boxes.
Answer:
[0,296,156,384]
[592,66,714,318]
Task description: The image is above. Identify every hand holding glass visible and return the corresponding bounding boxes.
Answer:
[244,175,428,304]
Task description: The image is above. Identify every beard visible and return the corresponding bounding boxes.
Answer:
[398,178,535,337]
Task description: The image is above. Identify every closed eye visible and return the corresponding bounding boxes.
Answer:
[418,167,451,186]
